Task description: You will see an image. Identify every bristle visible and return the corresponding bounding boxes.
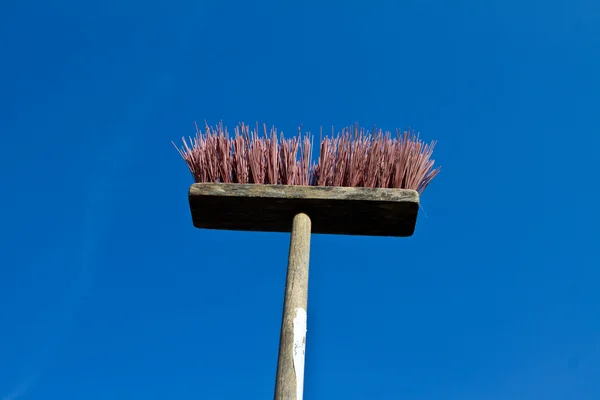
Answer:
[232,125,249,184]
[279,134,299,185]
[297,130,311,186]
[247,126,266,184]
[266,125,279,185]
[175,122,441,194]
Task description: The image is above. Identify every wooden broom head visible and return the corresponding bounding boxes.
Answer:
[188,183,419,237]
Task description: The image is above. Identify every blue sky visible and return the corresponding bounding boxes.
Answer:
[1,0,599,399]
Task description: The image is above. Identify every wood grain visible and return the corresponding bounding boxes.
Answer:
[274,213,311,400]
[188,183,419,237]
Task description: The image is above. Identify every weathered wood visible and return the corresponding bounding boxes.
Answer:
[188,183,419,237]
[274,213,311,400]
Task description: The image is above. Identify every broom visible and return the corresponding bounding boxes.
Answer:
[174,121,440,400]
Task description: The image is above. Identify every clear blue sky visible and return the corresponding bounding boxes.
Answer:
[1,0,599,399]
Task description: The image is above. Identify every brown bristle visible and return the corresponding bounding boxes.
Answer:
[173,122,441,194]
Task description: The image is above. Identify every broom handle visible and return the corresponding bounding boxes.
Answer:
[274,213,311,400]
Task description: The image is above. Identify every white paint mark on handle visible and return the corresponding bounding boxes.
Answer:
[292,307,307,400]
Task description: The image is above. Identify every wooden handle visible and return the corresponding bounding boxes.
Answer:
[274,213,311,400]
